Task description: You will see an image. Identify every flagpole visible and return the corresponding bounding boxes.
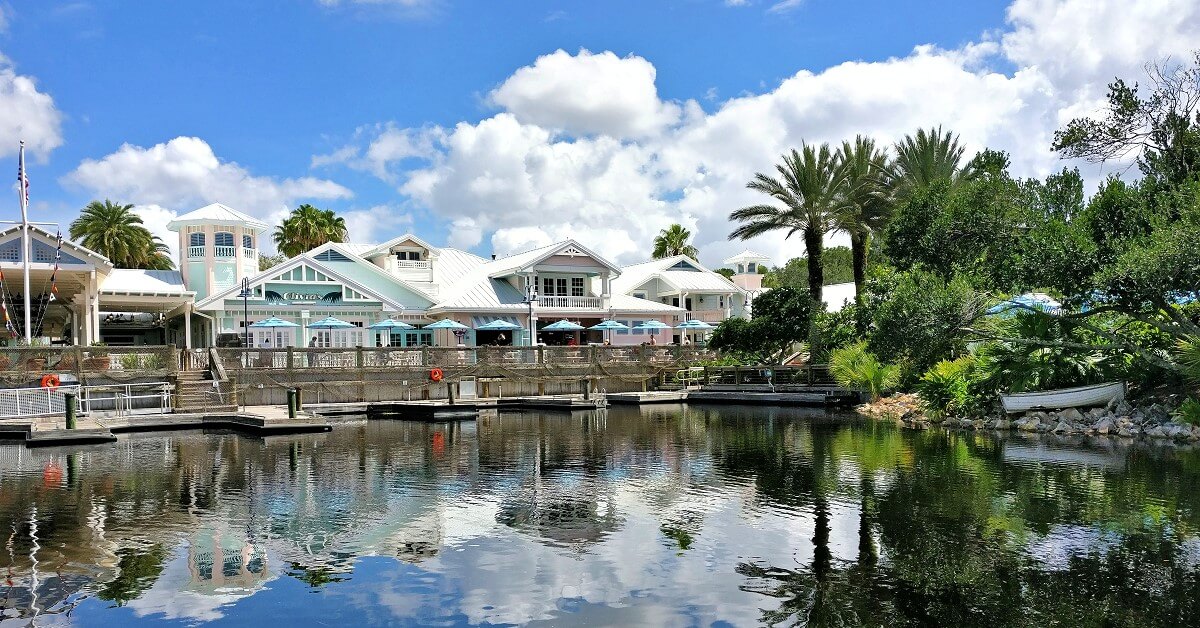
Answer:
[18,141,31,344]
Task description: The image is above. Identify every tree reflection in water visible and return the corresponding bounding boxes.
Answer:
[0,407,1198,626]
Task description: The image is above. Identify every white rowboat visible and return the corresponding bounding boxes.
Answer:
[1000,382,1126,414]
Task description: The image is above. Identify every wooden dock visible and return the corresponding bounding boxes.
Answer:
[607,391,689,404]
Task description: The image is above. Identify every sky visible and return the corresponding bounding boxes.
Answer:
[1,0,1198,269]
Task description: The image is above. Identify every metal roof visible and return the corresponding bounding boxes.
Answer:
[166,203,270,232]
[99,269,191,296]
[612,255,744,295]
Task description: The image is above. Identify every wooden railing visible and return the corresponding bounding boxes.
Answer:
[701,364,835,386]
[0,345,178,376]
[214,345,719,370]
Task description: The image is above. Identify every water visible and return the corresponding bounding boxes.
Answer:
[1,405,1199,627]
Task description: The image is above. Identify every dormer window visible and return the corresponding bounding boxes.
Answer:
[747,262,756,272]
[243,235,253,249]
[395,251,421,261]
[189,233,205,247]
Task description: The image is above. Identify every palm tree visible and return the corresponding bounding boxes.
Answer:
[890,126,973,196]
[652,224,699,259]
[729,143,848,304]
[69,200,174,269]
[273,204,348,257]
[835,136,894,306]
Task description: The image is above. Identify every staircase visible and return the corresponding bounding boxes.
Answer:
[175,369,237,412]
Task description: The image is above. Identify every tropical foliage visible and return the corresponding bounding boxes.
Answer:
[652,224,699,259]
[708,286,813,362]
[829,341,899,401]
[273,204,348,257]
[69,200,174,269]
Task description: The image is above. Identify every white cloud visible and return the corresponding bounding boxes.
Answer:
[0,52,63,162]
[489,49,682,139]
[65,136,352,255]
[312,123,442,181]
[320,0,1200,268]
[767,0,804,13]
[344,204,413,244]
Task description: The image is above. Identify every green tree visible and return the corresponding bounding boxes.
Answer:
[652,224,699,259]
[714,267,735,279]
[709,286,814,362]
[730,143,849,304]
[272,204,348,257]
[258,253,288,271]
[835,136,894,306]
[69,200,174,269]
[764,247,856,289]
[890,126,974,196]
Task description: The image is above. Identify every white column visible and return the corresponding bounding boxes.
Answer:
[184,303,193,349]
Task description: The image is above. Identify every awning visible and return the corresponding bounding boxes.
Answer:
[470,315,524,328]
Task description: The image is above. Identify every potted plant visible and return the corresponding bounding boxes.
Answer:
[84,342,111,370]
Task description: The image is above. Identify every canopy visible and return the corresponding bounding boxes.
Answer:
[676,319,714,329]
[248,316,299,328]
[588,319,629,331]
[308,316,354,329]
[542,319,585,331]
[424,318,470,330]
[633,320,672,330]
[368,319,414,330]
[476,319,524,331]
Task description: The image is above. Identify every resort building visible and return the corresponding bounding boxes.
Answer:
[722,250,770,308]
[171,205,739,348]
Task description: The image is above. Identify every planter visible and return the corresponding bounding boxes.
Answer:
[83,356,111,370]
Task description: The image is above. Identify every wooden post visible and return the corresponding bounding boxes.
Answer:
[447,381,455,405]
[735,367,743,385]
[286,347,294,370]
[703,366,710,386]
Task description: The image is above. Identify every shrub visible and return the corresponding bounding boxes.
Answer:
[1175,397,1200,426]
[119,353,143,370]
[830,341,899,401]
[916,356,976,418]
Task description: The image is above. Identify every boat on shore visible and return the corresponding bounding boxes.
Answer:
[1000,382,1126,414]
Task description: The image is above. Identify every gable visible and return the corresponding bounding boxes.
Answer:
[0,227,105,266]
[667,259,701,272]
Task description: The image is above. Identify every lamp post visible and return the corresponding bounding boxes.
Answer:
[524,278,538,347]
[238,277,251,349]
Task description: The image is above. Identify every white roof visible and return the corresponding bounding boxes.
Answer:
[166,203,270,232]
[612,255,744,295]
[362,233,439,258]
[723,249,771,264]
[100,269,192,296]
[486,239,621,278]
[823,282,857,312]
[610,294,685,314]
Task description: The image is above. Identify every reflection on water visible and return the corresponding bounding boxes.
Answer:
[2,405,1200,626]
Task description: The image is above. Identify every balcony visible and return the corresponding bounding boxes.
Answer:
[539,296,602,309]
[214,245,236,258]
[242,247,257,260]
[188,246,205,259]
[686,309,729,323]
[396,259,430,270]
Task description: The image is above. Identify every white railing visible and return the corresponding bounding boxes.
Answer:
[0,383,173,419]
[242,247,257,259]
[188,246,205,259]
[538,296,602,309]
[214,245,236,258]
[686,309,729,323]
[396,259,431,269]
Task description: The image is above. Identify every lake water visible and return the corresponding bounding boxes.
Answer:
[1,405,1198,627]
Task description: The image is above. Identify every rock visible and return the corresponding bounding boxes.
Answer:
[1054,421,1072,433]
[1146,426,1166,438]
[1059,408,1085,423]
[1087,407,1108,420]
[993,419,1011,430]
[1030,411,1050,424]
[1117,427,1135,438]
[1095,418,1114,435]
[1017,418,1038,432]
[1036,422,1052,433]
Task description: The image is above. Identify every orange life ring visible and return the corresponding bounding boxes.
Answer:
[429,367,444,382]
[40,374,60,390]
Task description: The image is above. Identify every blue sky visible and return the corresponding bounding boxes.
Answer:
[0,0,1192,266]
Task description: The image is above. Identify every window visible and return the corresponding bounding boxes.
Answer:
[543,277,554,297]
[571,277,584,297]
[556,278,568,296]
[189,233,205,247]
[215,232,234,247]
[719,295,725,308]
[243,234,253,249]
[747,262,757,272]
[633,292,647,300]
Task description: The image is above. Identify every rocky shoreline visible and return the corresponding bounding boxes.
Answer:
[856,392,1200,442]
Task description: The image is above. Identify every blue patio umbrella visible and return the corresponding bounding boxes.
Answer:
[248,317,299,328]
[542,319,586,331]
[632,319,671,331]
[309,316,354,329]
[475,319,524,331]
[589,319,629,344]
[986,293,1061,317]
[369,318,414,347]
[675,319,714,329]
[424,318,470,330]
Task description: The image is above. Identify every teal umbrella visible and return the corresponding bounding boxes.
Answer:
[475,319,524,331]
[309,316,354,329]
[248,317,299,328]
[632,320,671,331]
[424,318,470,330]
[368,319,414,330]
[542,319,585,331]
[588,319,629,331]
[675,319,714,329]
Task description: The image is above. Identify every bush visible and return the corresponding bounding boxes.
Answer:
[119,353,142,370]
[916,356,976,418]
[829,342,900,401]
[866,269,986,379]
[1175,397,1200,426]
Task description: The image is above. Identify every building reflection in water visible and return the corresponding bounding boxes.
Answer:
[0,405,1199,626]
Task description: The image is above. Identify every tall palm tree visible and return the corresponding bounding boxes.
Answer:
[835,136,894,306]
[890,126,973,196]
[652,224,699,259]
[69,200,174,269]
[729,143,848,304]
[273,204,348,257]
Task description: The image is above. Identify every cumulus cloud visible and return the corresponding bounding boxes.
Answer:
[489,49,682,139]
[344,203,413,244]
[65,136,352,255]
[0,52,63,161]
[312,123,443,182]
[318,0,1200,268]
